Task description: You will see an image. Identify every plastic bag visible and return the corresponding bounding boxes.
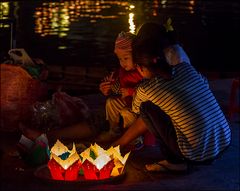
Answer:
[8,48,35,66]
[52,91,91,128]
[31,100,59,132]
[31,91,91,132]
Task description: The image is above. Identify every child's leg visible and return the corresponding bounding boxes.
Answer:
[105,96,126,132]
[119,108,138,129]
[96,96,126,142]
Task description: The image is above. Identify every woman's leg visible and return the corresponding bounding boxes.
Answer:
[139,101,184,163]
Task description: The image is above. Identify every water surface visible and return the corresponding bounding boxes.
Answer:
[0,0,239,72]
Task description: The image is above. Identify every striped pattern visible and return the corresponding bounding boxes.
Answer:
[105,96,126,125]
[132,62,231,161]
[114,31,135,51]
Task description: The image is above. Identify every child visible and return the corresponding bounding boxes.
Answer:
[97,31,143,146]
[18,32,143,152]
[112,22,231,172]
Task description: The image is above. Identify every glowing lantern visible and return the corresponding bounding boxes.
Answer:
[47,141,131,181]
[80,143,115,180]
[106,145,130,177]
[48,140,81,181]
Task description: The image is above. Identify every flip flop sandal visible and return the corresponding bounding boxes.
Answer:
[145,162,170,172]
[145,162,187,173]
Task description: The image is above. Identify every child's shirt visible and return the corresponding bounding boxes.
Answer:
[111,67,143,107]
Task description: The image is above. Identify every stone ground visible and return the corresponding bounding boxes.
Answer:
[0,78,239,191]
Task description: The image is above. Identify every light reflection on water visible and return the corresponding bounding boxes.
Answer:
[0,0,167,67]
[0,0,239,72]
[34,1,130,38]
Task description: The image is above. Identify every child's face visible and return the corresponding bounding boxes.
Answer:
[115,49,135,71]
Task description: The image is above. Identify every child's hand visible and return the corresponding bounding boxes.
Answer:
[103,72,115,83]
[99,81,112,96]
[120,88,129,98]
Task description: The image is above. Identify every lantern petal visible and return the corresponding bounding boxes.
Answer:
[99,160,115,179]
[65,160,82,181]
[48,159,65,180]
[94,154,111,170]
[50,139,69,156]
[51,152,80,170]
[111,159,124,176]
[80,148,95,163]
[121,152,131,164]
[50,140,80,170]
[81,160,99,180]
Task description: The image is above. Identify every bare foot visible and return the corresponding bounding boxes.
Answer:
[19,123,42,141]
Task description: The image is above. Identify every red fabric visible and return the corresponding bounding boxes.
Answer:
[143,131,158,146]
[117,67,143,107]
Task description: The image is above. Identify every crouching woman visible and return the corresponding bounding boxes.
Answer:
[112,22,231,172]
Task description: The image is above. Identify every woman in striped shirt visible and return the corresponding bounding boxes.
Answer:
[112,22,231,172]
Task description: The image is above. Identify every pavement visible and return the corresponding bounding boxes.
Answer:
[0,78,239,191]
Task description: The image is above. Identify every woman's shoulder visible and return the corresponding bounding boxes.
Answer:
[164,44,190,66]
[138,76,163,88]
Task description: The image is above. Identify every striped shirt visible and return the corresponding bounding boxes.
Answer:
[132,62,231,161]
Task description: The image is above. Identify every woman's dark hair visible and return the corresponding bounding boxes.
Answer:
[132,22,177,78]
[135,22,177,51]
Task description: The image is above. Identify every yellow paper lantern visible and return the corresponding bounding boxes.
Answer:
[50,139,80,170]
[107,145,130,176]
[80,143,112,170]
[47,141,131,180]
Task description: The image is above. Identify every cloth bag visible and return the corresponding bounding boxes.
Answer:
[0,64,48,132]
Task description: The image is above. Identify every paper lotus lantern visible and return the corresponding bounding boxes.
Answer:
[17,134,49,166]
[48,140,81,181]
[80,143,114,180]
[106,145,130,177]
[47,141,131,181]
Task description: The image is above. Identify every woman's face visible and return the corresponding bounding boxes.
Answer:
[136,64,154,79]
